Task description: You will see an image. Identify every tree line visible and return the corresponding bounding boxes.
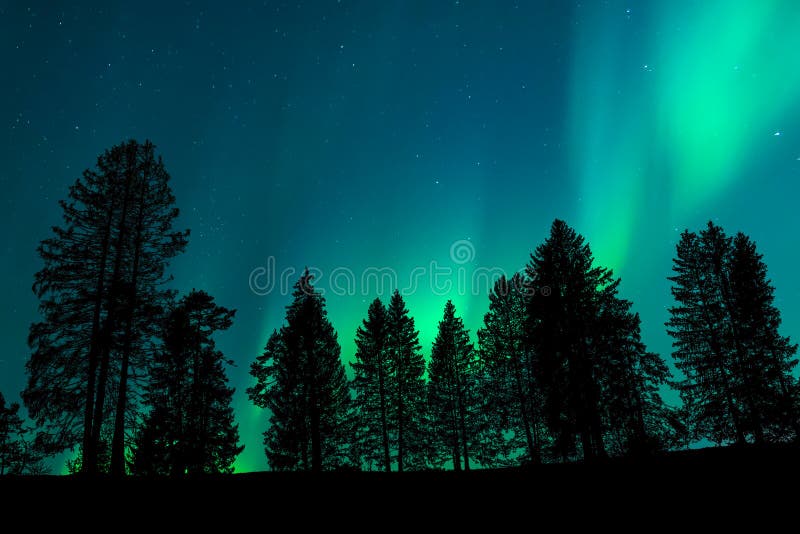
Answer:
[1,139,798,475]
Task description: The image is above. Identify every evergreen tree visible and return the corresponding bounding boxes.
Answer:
[24,140,187,475]
[527,219,670,460]
[594,297,672,454]
[525,220,611,460]
[350,298,392,471]
[0,392,46,475]
[478,274,543,464]
[248,270,351,472]
[427,301,482,470]
[728,232,800,441]
[667,227,738,444]
[0,392,26,475]
[385,290,427,471]
[131,290,242,476]
[668,222,800,444]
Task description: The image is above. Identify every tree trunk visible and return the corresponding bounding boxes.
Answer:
[310,389,322,472]
[512,356,537,463]
[456,376,470,471]
[378,353,391,473]
[91,148,135,467]
[396,353,404,473]
[83,202,114,475]
[110,178,146,477]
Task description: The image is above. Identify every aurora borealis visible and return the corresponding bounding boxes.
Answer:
[2,1,800,472]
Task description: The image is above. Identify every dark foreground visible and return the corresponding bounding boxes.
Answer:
[3,445,798,518]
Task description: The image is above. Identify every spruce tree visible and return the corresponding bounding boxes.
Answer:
[728,232,799,440]
[667,227,736,443]
[527,219,670,460]
[594,297,672,454]
[248,270,351,471]
[131,290,242,476]
[427,301,481,470]
[668,222,800,444]
[385,290,427,471]
[350,298,392,471]
[478,274,542,464]
[525,220,611,460]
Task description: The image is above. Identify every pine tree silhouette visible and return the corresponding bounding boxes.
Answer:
[248,270,351,471]
[728,232,800,441]
[385,290,427,471]
[23,140,187,475]
[131,290,243,476]
[0,391,47,476]
[668,222,800,444]
[527,219,670,460]
[350,298,392,471]
[428,301,482,470]
[478,274,543,464]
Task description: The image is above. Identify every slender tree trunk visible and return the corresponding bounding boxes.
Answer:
[378,353,391,472]
[110,179,146,477]
[522,347,543,463]
[512,357,537,463]
[110,347,130,477]
[456,379,470,471]
[300,385,309,470]
[396,353,404,473]
[451,390,461,471]
[83,205,114,474]
[310,387,322,472]
[91,150,135,466]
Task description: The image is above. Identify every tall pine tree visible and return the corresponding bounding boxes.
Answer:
[428,301,482,470]
[668,222,799,444]
[594,296,672,454]
[385,290,427,471]
[350,298,392,471]
[527,219,670,460]
[525,220,612,460]
[478,274,543,464]
[24,140,187,475]
[728,232,800,441]
[248,270,351,471]
[131,290,243,476]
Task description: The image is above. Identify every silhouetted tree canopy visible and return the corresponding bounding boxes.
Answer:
[350,298,392,471]
[525,219,671,460]
[385,290,427,471]
[0,391,47,475]
[668,222,800,445]
[478,274,544,464]
[248,270,351,472]
[23,139,188,475]
[427,300,483,470]
[131,290,243,476]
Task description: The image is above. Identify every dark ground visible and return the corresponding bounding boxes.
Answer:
[3,445,797,522]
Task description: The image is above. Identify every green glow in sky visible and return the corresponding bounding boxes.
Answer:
[3,1,800,473]
[571,0,800,271]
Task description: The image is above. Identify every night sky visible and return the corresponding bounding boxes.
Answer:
[2,1,800,472]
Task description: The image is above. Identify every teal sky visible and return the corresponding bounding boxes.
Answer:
[1,1,799,472]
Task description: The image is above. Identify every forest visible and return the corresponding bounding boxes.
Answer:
[1,139,798,477]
